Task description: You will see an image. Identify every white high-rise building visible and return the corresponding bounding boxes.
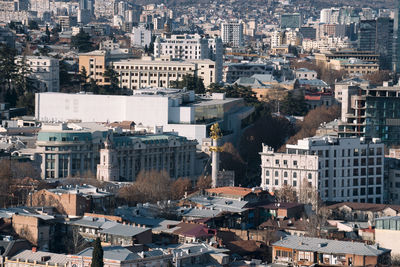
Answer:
[221,22,244,47]
[154,34,223,83]
[320,8,340,24]
[271,31,284,48]
[131,25,152,47]
[260,136,384,204]
[16,56,60,92]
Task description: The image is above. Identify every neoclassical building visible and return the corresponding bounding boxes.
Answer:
[97,133,197,182]
[31,122,197,181]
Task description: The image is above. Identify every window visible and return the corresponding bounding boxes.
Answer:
[293,160,297,166]
[353,188,358,196]
[293,172,297,178]
[293,180,297,187]
[266,179,270,185]
[284,172,288,178]
[275,159,280,165]
[376,187,381,194]
[308,173,312,179]
[275,171,279,177]
[266,170,270,176]
[283,160,288,165]
[275,179,279,185]
[298,251,312,262]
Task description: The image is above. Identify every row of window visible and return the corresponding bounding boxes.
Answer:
[311,147,383,157]
[115,65,193,71]
[265,179,298,187]
[265,170,313,179]
[330,177,382,187]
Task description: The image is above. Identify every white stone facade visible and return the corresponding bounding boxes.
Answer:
[131,25,152,47]
[260,136,385,203]
[154,34,223,83]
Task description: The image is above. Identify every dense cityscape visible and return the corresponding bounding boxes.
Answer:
[0,0,400,266]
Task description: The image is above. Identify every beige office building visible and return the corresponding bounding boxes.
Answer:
[113,56,216,89]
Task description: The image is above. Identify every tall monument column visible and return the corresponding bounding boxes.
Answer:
[210,123,222,188]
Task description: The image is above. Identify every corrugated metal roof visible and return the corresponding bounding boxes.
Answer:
[273,236,390,256]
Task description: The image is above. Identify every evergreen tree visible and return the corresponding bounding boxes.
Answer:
[79,66,89,91]
[170,74,205,94]
[0,44,18,101]
[280,91,308,116]
[91,237,103,267]
[71,29,94,52]
[102,65,120,94]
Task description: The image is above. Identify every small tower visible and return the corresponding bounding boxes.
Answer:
[209,123,223,188]
[96,134,119,182]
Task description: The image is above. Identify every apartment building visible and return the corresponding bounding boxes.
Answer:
[130,25,152,47]
[336,80,400,146]
[15,56,60,92]
[260,136,384,203]
[112,56,216,88]
[221,22,244,47]
[384,148,400,204]
[154,34,223,83]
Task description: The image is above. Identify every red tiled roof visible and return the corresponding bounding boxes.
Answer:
[173,222,215,238]
[205,187,255,197]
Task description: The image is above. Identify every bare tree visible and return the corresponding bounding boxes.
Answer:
[274,185,297,203]
[171,178,193,200]
[196,175,212,190]
[0,160,12,208]
[118,170,172,204]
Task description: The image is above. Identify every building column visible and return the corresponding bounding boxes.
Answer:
[68,154,72,178]
[55,154,60,178]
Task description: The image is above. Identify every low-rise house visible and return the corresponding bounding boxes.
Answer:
[29,185,115,217]
[294,68,317,80]
[204,187,267,203]
[171,222,216,244]
[272,235,391,266]
[5,249,69,267]
[327,202,400,222]
[0,239,31,267]
[171,243,230,266]
[259,203,304,219]
[99,223,152,246]
[68,246,171,267]
[8,210,55,251]
[68,216,152,245]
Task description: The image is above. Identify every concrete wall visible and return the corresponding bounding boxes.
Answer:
[36,93,170,126]
[375,229,400,255]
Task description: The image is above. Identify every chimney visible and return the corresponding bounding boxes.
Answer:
[32,247,37,253]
